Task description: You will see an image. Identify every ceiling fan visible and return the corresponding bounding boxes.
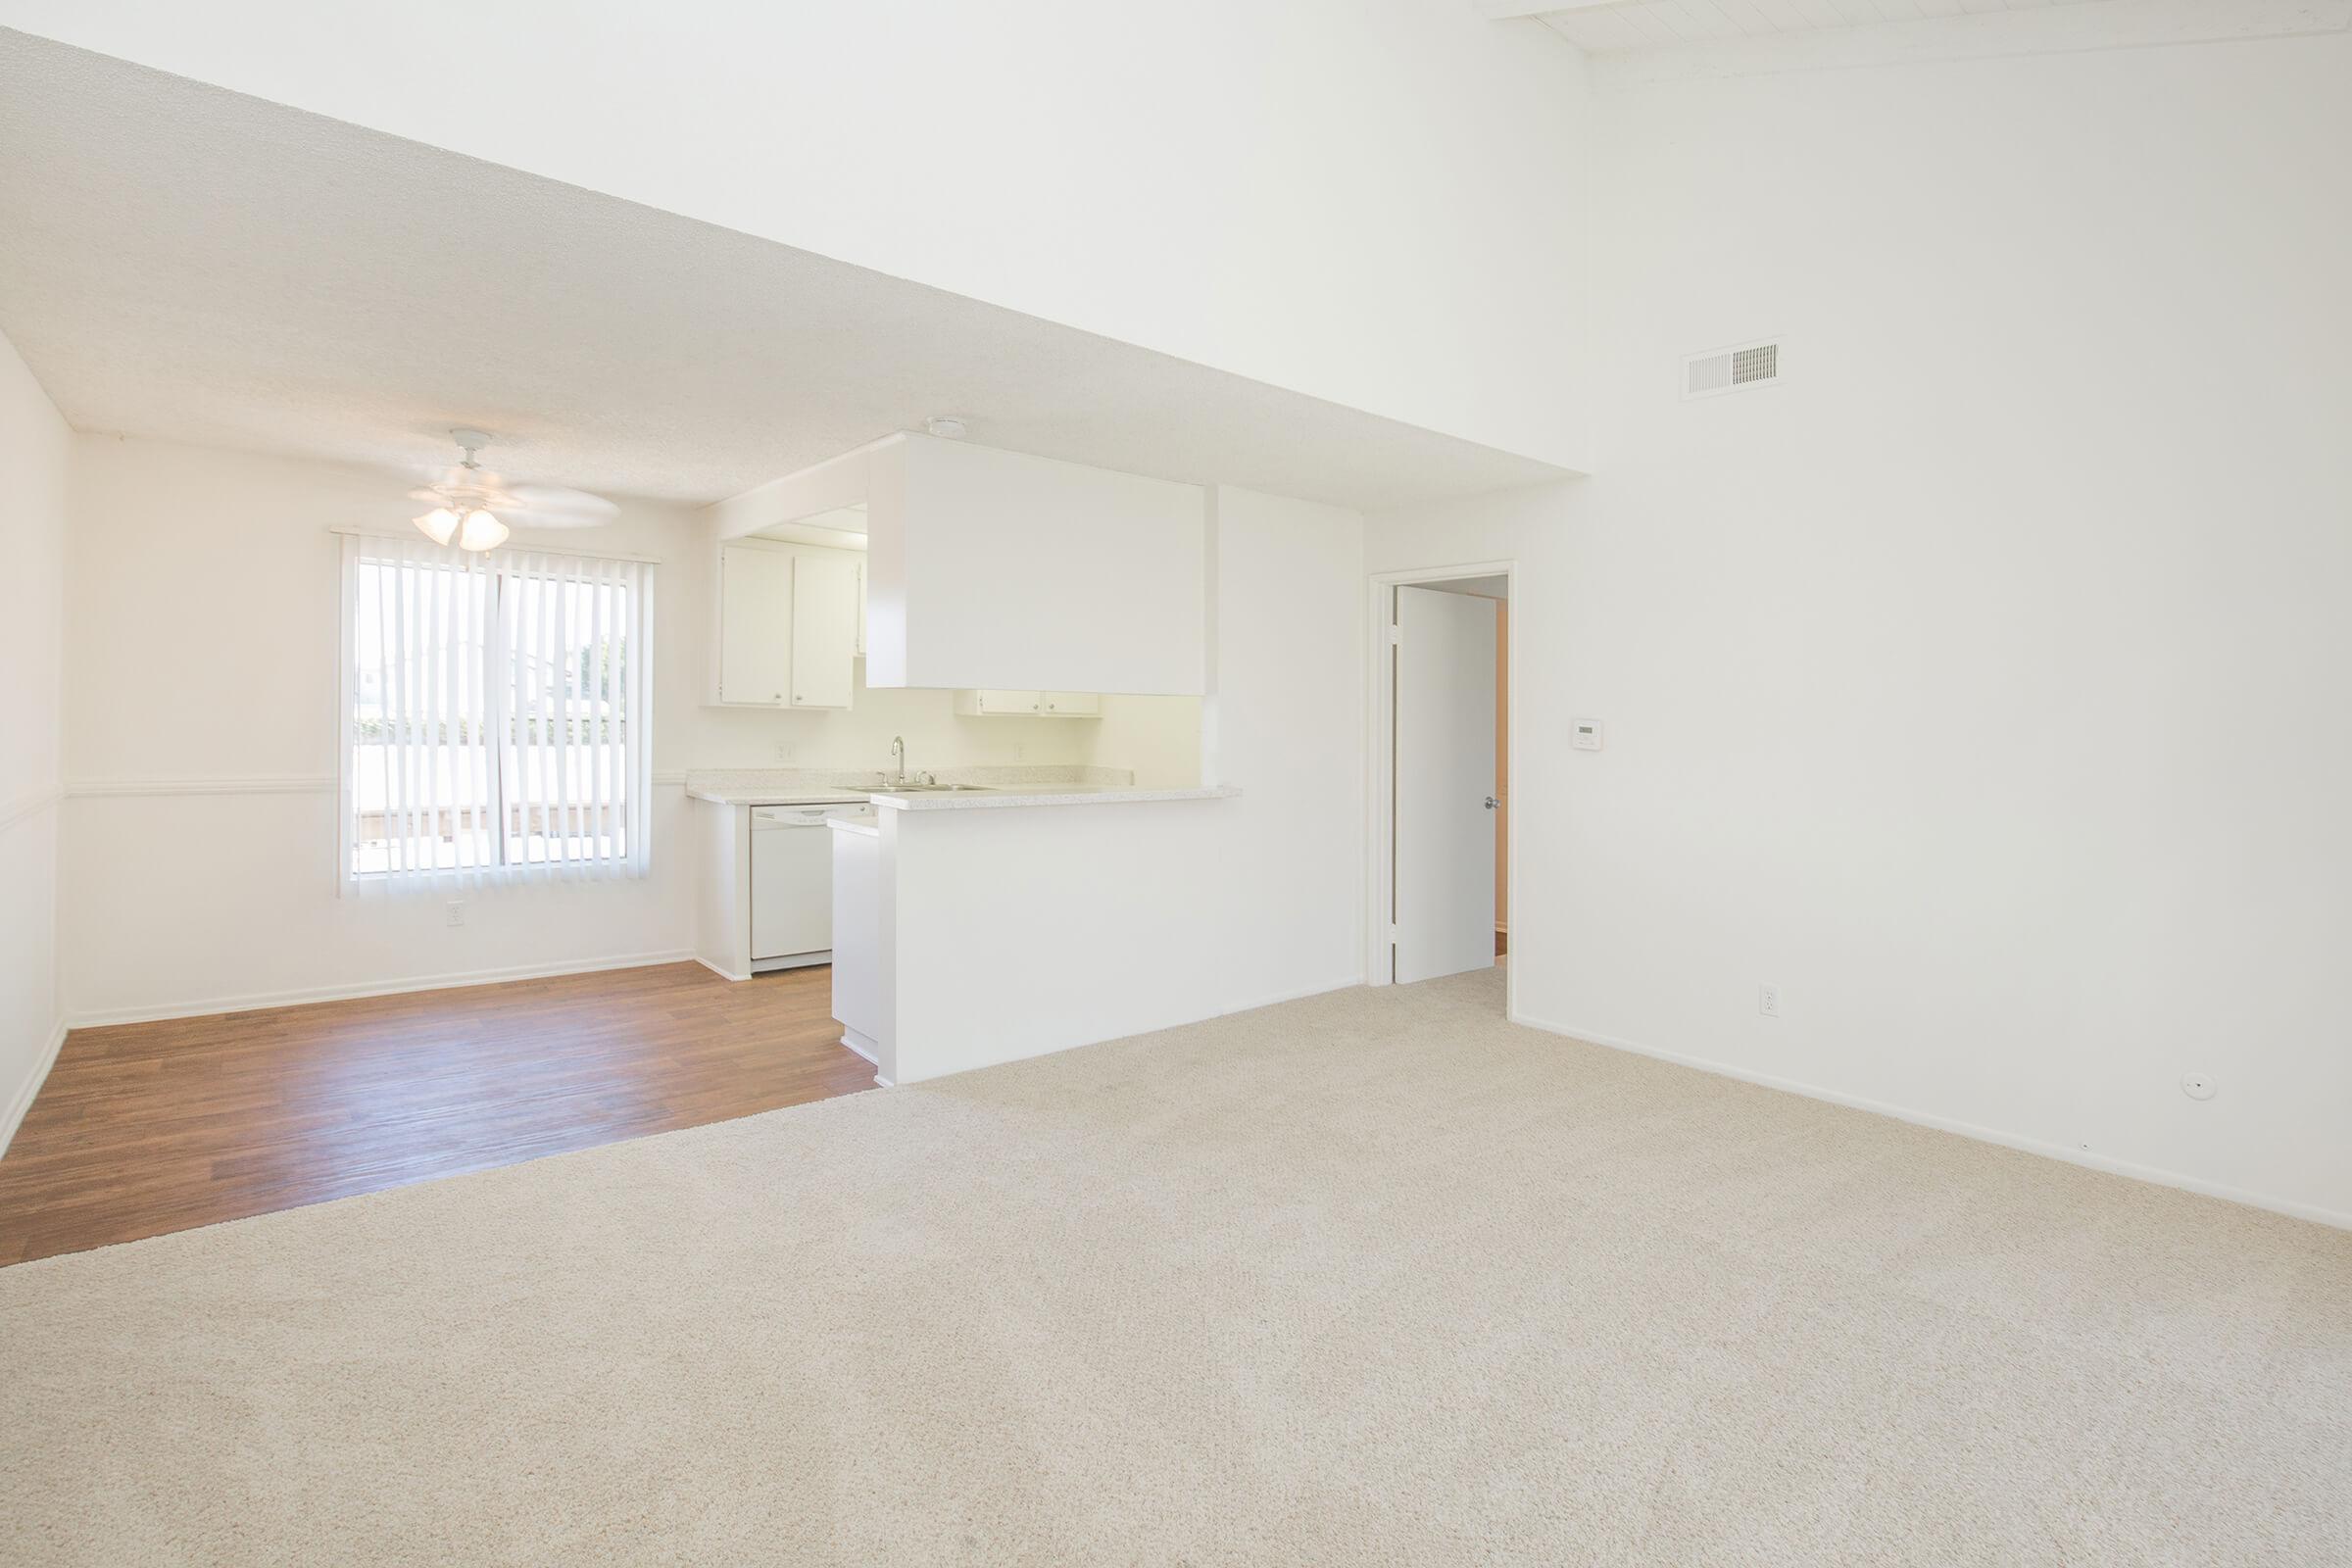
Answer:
[409,427,617,552]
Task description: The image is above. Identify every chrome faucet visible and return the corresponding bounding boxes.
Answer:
[889,736,907,784]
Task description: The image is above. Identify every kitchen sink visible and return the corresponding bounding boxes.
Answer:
[877,783,993,793]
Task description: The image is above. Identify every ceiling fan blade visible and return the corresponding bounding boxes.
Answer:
[406,461,476,489]
[396,437,613,529]
[500,484,619,525]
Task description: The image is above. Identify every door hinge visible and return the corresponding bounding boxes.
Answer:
[1388,624,1401,646]
[1387,922,1398,945]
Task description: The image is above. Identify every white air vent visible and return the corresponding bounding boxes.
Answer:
[1683,338,1783,401]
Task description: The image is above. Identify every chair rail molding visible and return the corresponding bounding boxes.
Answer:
[65,776,336,798]
[65,772,692,798]
[0,785,63,834]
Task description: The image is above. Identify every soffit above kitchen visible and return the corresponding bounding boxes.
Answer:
[0,28,1574,512]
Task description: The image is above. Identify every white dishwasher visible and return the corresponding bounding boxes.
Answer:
[750,803,866,969]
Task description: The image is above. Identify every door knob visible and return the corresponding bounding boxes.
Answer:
[1484,796,1499,809]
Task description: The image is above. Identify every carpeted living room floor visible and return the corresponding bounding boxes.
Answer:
[3,968,2346,1566]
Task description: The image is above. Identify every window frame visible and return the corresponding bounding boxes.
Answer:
[336,531,656,892]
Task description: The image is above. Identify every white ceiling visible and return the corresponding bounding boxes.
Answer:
[0,29,1570,512]
[1529,0,2112,52]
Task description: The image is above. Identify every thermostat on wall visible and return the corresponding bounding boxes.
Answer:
[1572,719,1603,752]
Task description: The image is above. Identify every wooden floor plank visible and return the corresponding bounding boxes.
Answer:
[0,962,874,1267]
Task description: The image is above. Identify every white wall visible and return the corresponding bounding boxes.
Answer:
[1090,697,1202,790]
[870,434,1207,696]
[62,438,704,1021]
[0,1,1593,469]
[881,486,1366,1081]
[1373,32,2352,1224]
[695,668,1099,776]
[0,325,71,1148]
[1209,488,1371,1006]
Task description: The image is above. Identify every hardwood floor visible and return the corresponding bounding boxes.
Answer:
[0,962,875,1267]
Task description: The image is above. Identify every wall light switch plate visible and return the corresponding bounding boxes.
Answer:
[1572,719,1603,752]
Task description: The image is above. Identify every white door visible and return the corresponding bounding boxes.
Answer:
[719,544,792,706]
[1394,585,1497,984]
[1040,692,1100,716]
[790,551,860,709]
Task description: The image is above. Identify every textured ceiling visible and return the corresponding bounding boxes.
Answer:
[1537,0,2111,52]
[0,28,1569,511]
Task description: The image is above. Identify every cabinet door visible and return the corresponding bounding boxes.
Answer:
[1040,692,1101,716]
[855,558,866,659]
[956,689,1040,715]
[719,544,793,706]
[790,550,860,709]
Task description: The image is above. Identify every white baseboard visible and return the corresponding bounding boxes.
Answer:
[69,951,702,1030]
[694,956,753,984]
[1222,974,1365,1017]
[1509,1010,2352,1235]
[1,1015,72,1159]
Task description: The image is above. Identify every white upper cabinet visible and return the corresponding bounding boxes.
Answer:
[955,689,1101,717]
[717,543,794,707]
[956,689,1040,716]
[713,539,864,709]
[865,434,1205,695]
[790,550,859,710]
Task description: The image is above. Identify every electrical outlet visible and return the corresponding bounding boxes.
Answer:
[2180,1071,2216,1102]
[1758,984,1780,1018]
[445,902,466,927]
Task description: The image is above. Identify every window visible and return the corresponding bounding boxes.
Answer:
[338,534,654,887]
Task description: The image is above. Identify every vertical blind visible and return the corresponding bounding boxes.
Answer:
[338,533,655,890]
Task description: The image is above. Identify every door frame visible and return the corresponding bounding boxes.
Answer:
[1366,560,1518,1017]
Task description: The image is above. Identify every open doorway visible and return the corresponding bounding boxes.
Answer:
[1368,563,1515,1012]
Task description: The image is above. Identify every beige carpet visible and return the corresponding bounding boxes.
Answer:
[3,969,2347,1566]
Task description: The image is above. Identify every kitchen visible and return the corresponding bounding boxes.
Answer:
[686,430,1236,1087]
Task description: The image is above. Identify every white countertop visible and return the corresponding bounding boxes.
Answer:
[690,786,873,807]
[685,765,1144,808]
[695,780,1240,811]
[868,784,1241,810]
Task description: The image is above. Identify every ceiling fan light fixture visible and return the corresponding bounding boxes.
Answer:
[404,428,613,543]
[456,508,509,552]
